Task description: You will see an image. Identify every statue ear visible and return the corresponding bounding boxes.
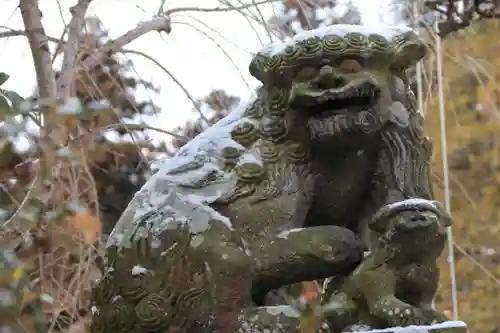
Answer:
[368,205,395,233]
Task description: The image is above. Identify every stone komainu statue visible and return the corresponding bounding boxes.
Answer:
[323,199,453,332]
[90,24,454,333]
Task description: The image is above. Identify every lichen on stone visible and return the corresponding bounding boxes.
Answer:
[91,23,457,333]
[322,201,453,332]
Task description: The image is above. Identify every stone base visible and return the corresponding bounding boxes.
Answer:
[350,321,468,333]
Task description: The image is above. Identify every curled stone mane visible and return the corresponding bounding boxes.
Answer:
[215,84,311,205]
[374,82,434,209]
[248,25,426,86]
[109,24,432,243]
[222,24,432,207]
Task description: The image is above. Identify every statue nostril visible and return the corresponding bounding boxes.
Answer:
[317,66,347,89]
[319,65,334,77]
[338,58,364,73]
[317,76,346,90]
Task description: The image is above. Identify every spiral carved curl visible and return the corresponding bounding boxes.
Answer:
[90,225,206,333]
[92,25,434,333]
[219,25,429,205]
[249,25,426,85]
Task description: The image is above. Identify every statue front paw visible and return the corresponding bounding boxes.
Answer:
[420,307,450,324]
[370,296,432,327]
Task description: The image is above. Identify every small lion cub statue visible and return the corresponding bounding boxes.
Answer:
[323,198,452,332]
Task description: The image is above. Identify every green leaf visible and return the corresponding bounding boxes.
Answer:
[0,72,9,86]
[2,90,24,113]
[0,139,13,168]
[0,93,11,116]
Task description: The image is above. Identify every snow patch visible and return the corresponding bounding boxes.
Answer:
[131,265,148,276]
[277,228,304,239]
[363,321,467,333]
[56,97,82,115]
[259,24,415,56]
[385,198,437,211]
[107,100,257,247]
[190,234,204,248]
[39,294,55,304]
[111,295,122,303]
[266,305,300,318]
[238,152,263,166]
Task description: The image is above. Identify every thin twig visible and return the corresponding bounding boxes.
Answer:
[69,123,190,143]
[164,0,279,16]
[58,0,93,96]
[250,0,274,42]
[158,0,168,15]
[171,20,253,91]
[120,49,209,123]
[0,26,71,65]
[18,0,59,162]
[57,0,279,89]
[18,1,57,104]
[2,171,39,228]
[55,17,171,91]
[0,27,62,43]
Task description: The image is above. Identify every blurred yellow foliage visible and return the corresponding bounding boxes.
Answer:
[424,20,500,333]
[0,208,102,332]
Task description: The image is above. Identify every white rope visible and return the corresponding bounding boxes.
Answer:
[412,2,425,116]
[434,12,459,320]
[411,0,437,310]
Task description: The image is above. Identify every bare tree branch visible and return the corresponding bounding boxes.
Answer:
[58,0,93,96]
[0,27,62,43]
[55,16,171,92]
[18,0,59,227]
[58,0,278,89]
[424,0,500,37]
[158,0,168,15]
[121,48,209,123]
[164,0,279,16]
[19,0,57,105]
[69,123,190,143]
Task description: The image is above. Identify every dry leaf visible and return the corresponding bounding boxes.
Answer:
[68,210,101,246]
[299,281,322,333]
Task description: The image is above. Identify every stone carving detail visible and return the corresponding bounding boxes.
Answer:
[91,223,361,333]
[323,199,452,332]
[90,24,463,333]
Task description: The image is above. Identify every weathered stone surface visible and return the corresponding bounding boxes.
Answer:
[90,23,455,333]
[90,223,361,333]
[323,199,452,332]
[353,321,468,333]
[236,305,331,333]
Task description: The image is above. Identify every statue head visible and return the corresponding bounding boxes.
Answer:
[248,24,428,151]
[367,199,453,261]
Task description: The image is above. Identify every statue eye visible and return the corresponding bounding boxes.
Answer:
[337,57,364,73]
[294,67,318,82]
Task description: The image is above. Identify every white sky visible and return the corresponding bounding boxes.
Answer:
[0,0,397,144]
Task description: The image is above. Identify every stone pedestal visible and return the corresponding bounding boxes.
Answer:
[353,321,468,333]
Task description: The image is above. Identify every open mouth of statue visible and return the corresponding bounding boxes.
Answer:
[293,82,381,118]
